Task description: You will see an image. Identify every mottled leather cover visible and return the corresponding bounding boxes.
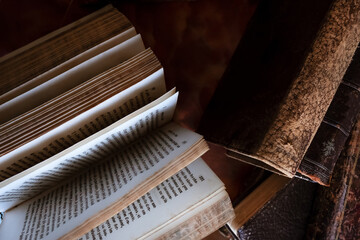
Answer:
[198,0,360,177]
[306,116,360,240]
[231,117,360,240]
[338,149,360,239]
[298,45,360,185]
[237,178,317,240]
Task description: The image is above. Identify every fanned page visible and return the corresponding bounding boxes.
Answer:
[0,34,145,123]
[0,49,162,178]
[0,27,137,104]
[0,90,178,211]
[0,5,131,97]
[0,124,208,240]
[0,67,166,181]
[78,158,229,240]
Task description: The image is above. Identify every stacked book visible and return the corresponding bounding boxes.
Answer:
[197,0,360,239]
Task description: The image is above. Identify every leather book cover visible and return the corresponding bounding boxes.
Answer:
[198,0,360,177]
[229,117,359,240]
[236,177,318,240]
[306,116,360,240]
[298,45,360,186]
[337,140,360,239]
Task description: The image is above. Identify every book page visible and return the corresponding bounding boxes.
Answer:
[0,90,177,211]
[0,5,116,63]
[0,48,161,161]
[0,34,145,123]
[0,28,137,104]
[0,125,207,240]
[0,69,166,181]
[78,158,226,240]
[149,190,233,240]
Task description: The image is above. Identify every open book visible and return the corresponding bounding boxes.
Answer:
[0,5,234,239]
[1,158,234,240]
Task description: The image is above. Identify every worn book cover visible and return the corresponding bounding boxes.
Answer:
[198,0,360,177]
[235,177,317,240]
[306,116,360,240]
[229,115,360,240]
[298,44,360,185]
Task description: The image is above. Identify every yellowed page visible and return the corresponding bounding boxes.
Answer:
[0,90,176,211]
[0,28,137,104]
[0,34,145,123]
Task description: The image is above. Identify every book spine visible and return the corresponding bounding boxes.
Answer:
[306,116,360,239]
[256,0,360,176]
[337,135,360,239]
[198,0,360,177]
[298,45,360,185]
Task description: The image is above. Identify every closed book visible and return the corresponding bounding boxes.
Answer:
[306,115,360,239]
[229,176,317,240]
[198,0,360,177]
[298,45,360,185]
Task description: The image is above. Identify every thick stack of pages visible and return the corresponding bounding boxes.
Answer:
[0,5,234,240]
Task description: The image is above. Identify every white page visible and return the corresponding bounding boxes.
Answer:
[0,125,206,240]
[0,34,145,123]
[0,69,166,177]
[0,90,177,211]
[79,158,225,240]
[0,28,137,104]
[142,190,231,240]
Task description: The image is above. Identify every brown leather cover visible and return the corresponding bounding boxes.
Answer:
[298,45,360,185]
[230,116,360,240]
[237,178,317,240]
[338,149,360,239]
[198,0,360,177]
[306,116,360,240]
